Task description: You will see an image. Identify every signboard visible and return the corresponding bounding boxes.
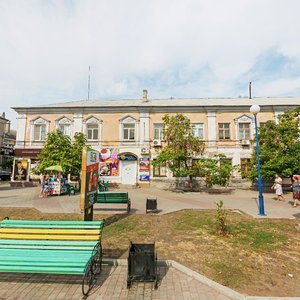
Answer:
[80,147,100,216]
[118,153,137,161]
[139,157,150,181]
[13,159,29,181]
[99,148,119,176]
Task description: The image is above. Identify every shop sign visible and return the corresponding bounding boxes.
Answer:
[118,153,137,161]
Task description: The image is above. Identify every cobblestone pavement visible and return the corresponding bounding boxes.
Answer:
[0,266,232,300]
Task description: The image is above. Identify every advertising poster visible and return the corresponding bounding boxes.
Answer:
[139,157,150,181]
[100,148,119,176]
[80,147,100,211]
[13,159,28,181]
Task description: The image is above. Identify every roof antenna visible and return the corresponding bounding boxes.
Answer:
[249,81,252,99]
[87,66,91,101]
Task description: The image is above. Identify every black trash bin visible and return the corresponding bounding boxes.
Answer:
[127,242,158,289]
[146,198,157,213]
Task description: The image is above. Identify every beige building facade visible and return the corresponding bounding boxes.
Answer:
[12,92,300,186]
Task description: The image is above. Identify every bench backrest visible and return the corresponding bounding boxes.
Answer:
[0,220,104,242]
[96,192,128,203]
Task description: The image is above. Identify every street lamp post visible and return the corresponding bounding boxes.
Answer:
[250,104,266,216]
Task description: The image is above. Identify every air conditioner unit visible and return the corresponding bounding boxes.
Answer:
[141,147,150,154]
[153,139,162,147]
[240,139,250,145]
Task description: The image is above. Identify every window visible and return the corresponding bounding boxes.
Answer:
[33,124,46,141]
[58,124,70,136]
[192,123,204,139]
[240,158,251,178]
[218,123,230,140]
[123,123,135,140]
[153,161,167,177]
[87,124,99,140]
[238,123,250,140]
[154,124,164,140]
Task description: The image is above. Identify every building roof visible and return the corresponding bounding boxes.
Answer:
[11,97,300,112]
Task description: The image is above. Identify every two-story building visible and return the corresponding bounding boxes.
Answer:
[12,90,300,186]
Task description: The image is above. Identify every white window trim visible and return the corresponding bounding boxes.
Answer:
[153,123,164,141]
[55,116,72,137]
[234,114,253,145]
[83,116,102,143]
[119,116,139,144]
[191,123,204,140]
[30,117,50,144]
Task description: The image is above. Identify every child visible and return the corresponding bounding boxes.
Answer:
[291,175,300,207]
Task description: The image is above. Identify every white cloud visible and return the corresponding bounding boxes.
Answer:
[1,0,300,127]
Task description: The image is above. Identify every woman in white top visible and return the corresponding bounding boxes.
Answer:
[272,174,284,201]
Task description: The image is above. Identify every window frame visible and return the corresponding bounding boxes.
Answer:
[191,123,204,139]
[238,123,251,140]
[218,123,231,140]
[122,123,135,141]
[33,124,46,141]
[153,123,164,140]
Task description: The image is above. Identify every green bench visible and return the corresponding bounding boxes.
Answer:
[96,192,131,213]
[0,219,104,296]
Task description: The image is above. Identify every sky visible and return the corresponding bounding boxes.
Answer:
[1,0,300,129]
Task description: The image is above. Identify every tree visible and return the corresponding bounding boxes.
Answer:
[153,114,205,186]
[69,132,87,176]
[250,107,300,180]
[194,155,233,187]
[34,130,86,175]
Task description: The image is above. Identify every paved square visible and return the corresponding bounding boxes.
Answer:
[0,265,232,299]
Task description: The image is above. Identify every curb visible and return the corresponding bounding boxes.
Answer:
[102,259,299,300]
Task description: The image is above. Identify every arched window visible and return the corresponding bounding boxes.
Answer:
[84,116,101,141]
[56,116,72,137]
[119,116,139,142]
[31,117,49,142]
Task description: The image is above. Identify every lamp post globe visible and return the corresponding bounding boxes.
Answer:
[250,104,260,115]
[250,104,266,216]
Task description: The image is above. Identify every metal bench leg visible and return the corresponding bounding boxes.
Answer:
[82,259,95,296]
[127,200,131,213]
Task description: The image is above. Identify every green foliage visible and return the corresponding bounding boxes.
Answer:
[69,132,87,176]
[33,130,86,176]
[1,156,14,169]
[250,107,300,180]
[194,155,234,187]
[215,200,228,236]
[153,114,205,182]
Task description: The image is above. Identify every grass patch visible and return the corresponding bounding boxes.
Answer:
[0,207,299,296]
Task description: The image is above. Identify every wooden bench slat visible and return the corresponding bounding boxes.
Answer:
[0,239,98,246]
[0,245,96,251]
[0,234,100,241]
[0,228,101,235]
[0,224,102,229]
[0,239,98,249]
[1,220,103,226]
[0,249,93,256]
[0,266,85,274]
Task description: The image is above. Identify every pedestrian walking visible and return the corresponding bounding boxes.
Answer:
[272,173,284,201]
[291,175,300,207]
[39,174,44,198]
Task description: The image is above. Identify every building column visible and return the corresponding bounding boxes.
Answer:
[207,110,216,147]
[139,112,150,145]
[73,113,83,137]
[15,114,27,148]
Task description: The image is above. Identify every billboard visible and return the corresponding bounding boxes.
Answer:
[80,147,100,210]
[13,159,29,181]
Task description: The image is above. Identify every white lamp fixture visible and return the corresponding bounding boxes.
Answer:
[250,104,260,115]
